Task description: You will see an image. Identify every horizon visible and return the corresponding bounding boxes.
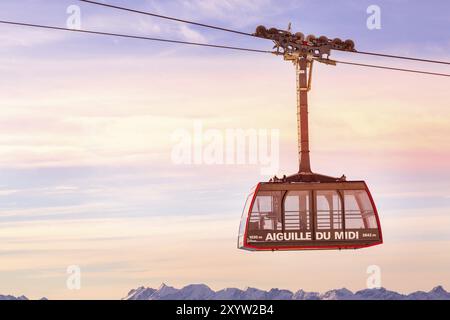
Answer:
[5,282,450,300]
[127,282,449,294]
[0,0,449,300]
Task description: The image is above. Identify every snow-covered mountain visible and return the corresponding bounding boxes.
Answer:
[292,289,320,300]
[3,286,449,300]
[123,284,450,300]
[0,295,48,301]
[320,288,355,300]
[406,286,450,300]
[0,294,28,301]
[124,286,157,300]
[354,288,404,300]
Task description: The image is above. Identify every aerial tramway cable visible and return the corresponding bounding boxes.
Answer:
[333,60,450,77]
[79,0,450,66]
[354,51,450,66]
[1,20,449,78]
[78,0,256,38]
[0,20,271,54]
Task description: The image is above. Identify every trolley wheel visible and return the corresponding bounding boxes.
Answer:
[255,25,267,37]
[344,39,355,50]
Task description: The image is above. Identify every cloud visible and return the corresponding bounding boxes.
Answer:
[0,8,207,51]
[0,189,19,196]
[80,9,208,43]
[178,25,207,43]
[0,202,119,219]
[0,25,67,49]
[175,0,275,21]
[2,210,450,298]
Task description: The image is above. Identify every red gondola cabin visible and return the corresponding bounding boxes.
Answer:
[238,181,382,251]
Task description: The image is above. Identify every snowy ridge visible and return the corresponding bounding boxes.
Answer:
[0,294,28,301]
[0,295,47,300]
[2,285,449,300]
[123,284,450,300]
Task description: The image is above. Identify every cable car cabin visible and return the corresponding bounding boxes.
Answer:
[238,181,382,251]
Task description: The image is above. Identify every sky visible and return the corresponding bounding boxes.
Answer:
[0,0,449,299]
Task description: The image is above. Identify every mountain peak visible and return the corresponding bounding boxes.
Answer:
[0,294,29,300]
[149,283,178,300]
[431,285,446,293]
[123,286,156,300]
[182,283,211,290]
[321,288,355,300]
[158,283,169,290]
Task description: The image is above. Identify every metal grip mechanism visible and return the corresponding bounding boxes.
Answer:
[254,25,356,61]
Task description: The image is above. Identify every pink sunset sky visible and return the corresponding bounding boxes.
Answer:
[0,0,449,299]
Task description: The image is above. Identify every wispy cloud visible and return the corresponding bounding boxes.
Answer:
[80,9,209,43]
[178,24,207,42]
[0,25,67,49]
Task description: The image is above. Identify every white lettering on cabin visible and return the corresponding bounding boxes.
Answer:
[346,231,359,240]
[265,232,312,241]
[332,231,360,240]
[316,232,331,240]
[264,231,360,241]
[335,231,344,240]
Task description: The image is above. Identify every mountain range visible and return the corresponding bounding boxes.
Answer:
[123,283,450,300]
[2,284,449,300]
[0,295,48,301]
[0,294,29,301]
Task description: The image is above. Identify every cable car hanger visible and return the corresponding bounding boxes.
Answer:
[238,26,378,250]
[2,2,449,251]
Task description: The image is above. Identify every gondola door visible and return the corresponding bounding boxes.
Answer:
[313,190,344,242]
[283,190,312,233]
